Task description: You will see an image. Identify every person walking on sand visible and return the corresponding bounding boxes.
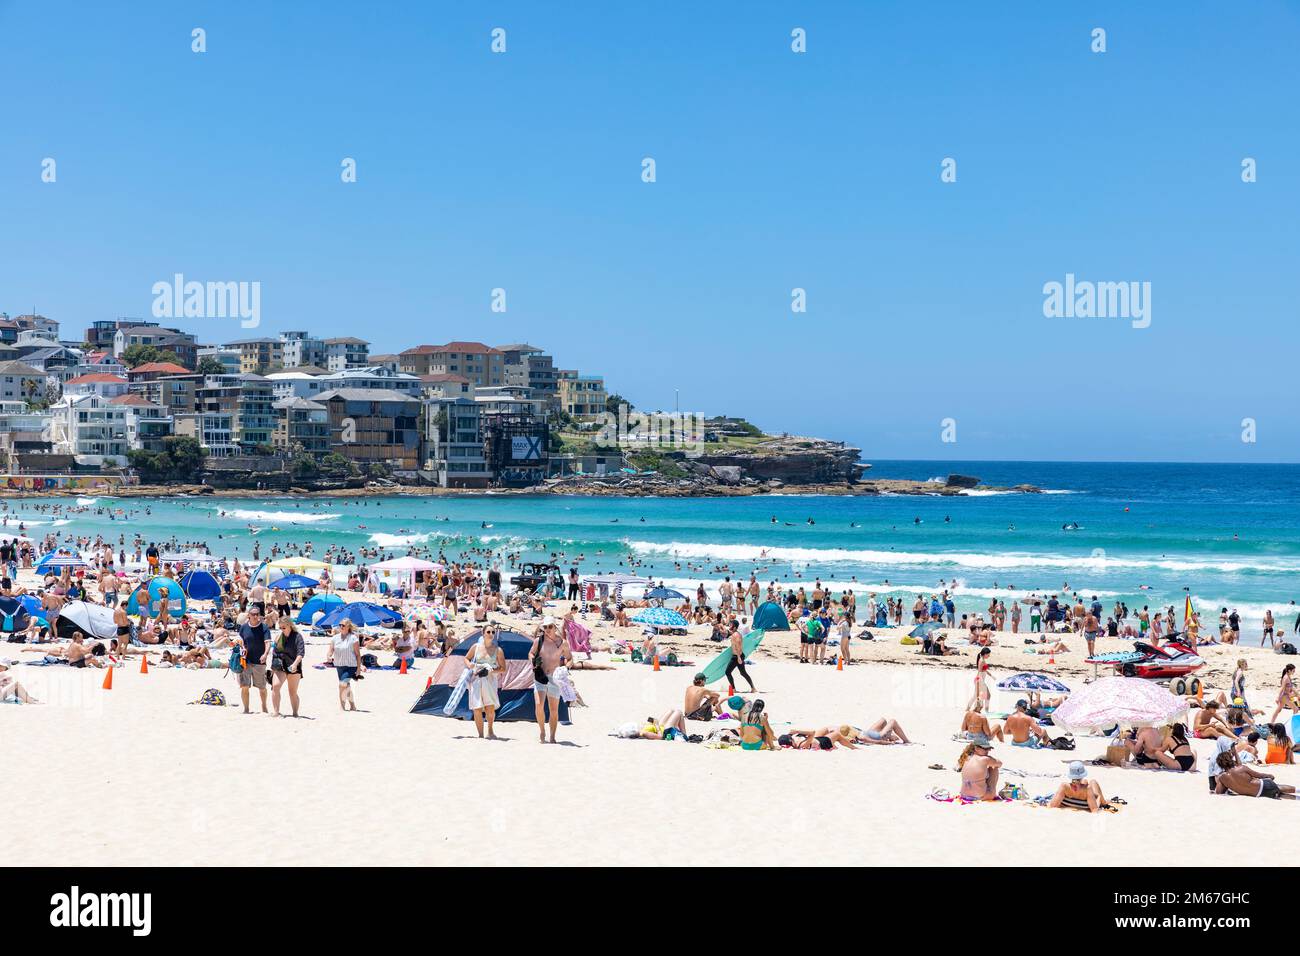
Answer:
[270,615,305,718]
[1270,664,1297,725]
[725,621,756,693]
[466,624,506,738]
[966,647,992,711]
[530,616,571,743]
[236,605,271,715]
[330,619,363,712]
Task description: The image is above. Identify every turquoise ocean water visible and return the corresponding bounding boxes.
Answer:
[4,461,1298,635]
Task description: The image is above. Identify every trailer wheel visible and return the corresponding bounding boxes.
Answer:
[1171,677,1186,695]
[1121,663,1137,678]
[1187,677,1201,696]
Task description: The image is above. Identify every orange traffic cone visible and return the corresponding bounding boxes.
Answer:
[1048,652,1055,665]
[727,683,735,697]
[837,655,844,671]
[140,655,149,675]
[425,676,433,689]
[653,655,661,672]
[102,667,113,690]
[1197,681,1204,702]
[399,657,408,675]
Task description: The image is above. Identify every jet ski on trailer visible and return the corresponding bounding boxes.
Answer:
[1085,637,1205,691]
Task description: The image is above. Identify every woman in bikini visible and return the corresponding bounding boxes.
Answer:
[1161,723,1197,772]
[966,647,992,711]
[738,698,775,751]
[1269,664,1296,725]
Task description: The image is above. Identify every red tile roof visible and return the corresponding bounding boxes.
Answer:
[129,361,190,375]
[66,373,128,385]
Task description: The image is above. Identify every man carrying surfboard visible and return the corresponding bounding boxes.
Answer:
[724,622,756,693]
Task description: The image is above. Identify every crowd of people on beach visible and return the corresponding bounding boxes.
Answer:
[5,501,1300,813]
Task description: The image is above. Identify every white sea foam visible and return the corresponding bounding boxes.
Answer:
[219,509,341,523]
[368,532,434,547]
[625,540,1300,575]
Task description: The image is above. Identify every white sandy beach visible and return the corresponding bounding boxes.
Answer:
[6,613,1296,867]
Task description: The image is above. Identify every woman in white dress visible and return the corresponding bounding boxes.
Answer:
[467,624,506,738]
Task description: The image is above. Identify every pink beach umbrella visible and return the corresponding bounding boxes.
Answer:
[1050,676,1188,734]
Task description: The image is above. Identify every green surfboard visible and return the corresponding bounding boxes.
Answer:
[700,629,766,685]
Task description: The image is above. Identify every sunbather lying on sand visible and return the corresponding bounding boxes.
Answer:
[781,718,912,749]
[1214,750,1295,799]
[0,662,39,702]
[623,709,689,740]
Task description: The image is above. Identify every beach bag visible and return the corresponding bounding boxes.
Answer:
[228,647,244,673]
[191,688,227,706]
[1050,735,1076,751]
[531,641,549,684]
[1281,642,1297,655]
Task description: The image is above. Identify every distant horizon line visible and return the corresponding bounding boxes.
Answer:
[856,458,1300,467]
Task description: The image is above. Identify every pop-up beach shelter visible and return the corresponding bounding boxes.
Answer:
[54,601,118,641]
[179,568,223,601]
[296,593,345,624]
[410,628,569,722]
[127,576,187,619]
[752,601,790,631]
[0,595,33,633]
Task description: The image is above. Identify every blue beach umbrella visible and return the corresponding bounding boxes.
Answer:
[644,586,686,601]
[909,621,942,639]
[631,607,688,628]
[296,593,345,624]
[179,569,223,601]
[127,576,187,619]
[995,672,1072,694]
[269,573,319,591]
[317,601,403,628]
[35,551,89,574]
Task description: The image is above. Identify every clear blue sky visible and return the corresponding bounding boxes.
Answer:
[1,1,1296,462]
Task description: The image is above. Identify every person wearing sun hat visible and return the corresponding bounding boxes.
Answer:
[958,733,1001,801]
[1049,760,1109,811]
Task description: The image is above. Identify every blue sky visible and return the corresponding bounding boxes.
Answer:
[1,1,1296,462]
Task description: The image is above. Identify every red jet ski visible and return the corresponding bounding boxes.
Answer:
[1085,637,1205,680]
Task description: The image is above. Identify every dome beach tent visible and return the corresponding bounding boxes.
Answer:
[54,601,118,641]
[179,568,223,602]
[296,593,345,625]
[410,628,570,723]
[126,576,187,619]
[752,601,790,631]
[0,595,33,633]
